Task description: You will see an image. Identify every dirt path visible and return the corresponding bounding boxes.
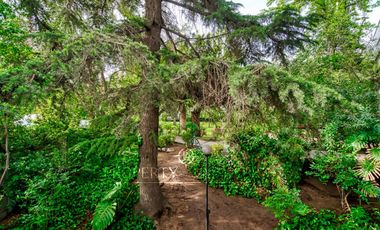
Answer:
[156,145,278,230]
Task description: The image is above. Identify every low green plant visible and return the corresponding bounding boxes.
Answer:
[278,207,380,230]
[92,182,122,230]
[307,151,380,210]
[158,133,176,148]
[184,129,308,200]
[158,122,177,147]
[181,122,199,147]
[109,211,155,230]
[232,129,307,188]
[278,209,338,229]
[1,124,153,229]
[337,207,374,229]
[263,188,310,222]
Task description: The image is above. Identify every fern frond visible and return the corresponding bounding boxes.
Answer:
[91,182,123,230]
[345,135,366,152]
[92,201,117,230]
[102,182,122,201]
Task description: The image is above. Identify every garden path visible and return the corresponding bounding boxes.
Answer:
[156,144,278,230]
[174,136,229,151]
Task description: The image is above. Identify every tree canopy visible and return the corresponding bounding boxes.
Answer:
[0,0,379,229]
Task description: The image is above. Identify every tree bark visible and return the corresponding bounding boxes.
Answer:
[179,103,186,130]
[191,107,201,137]
[137,0,164,218]
[0,124,9,187]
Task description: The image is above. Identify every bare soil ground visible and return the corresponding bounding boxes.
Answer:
[299,177,342,214]
[156,144,347,230]
[156,144,278,230]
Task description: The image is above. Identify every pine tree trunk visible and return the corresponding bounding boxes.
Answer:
[137,0,164,218]
[191,107,201,136]
[179,103,186,130]
[138,94,163,217]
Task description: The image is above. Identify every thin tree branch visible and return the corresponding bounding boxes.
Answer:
[162,0,210,16]
[160,38,169,50]
[162,26,200,58]
[163,30,190,58]
[189,32,229,41]
[165,29,178,51]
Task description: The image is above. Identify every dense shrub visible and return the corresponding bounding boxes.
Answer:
[184,148,260,199]
[263,188,309,221]
[278,207,380,230]
[307,151,380,203]
[181,122,200,147]
[184,129,307,200]
[277,209,338,229]
[184,129,380,229]
[231,129,307,187]
[1,125,153,229]
[158,122,177,147]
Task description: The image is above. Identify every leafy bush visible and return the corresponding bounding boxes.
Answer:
[278,207,380,230]
[158,122,177,147]
[263,188,309,221]
[158,133,176,148]
[307,151,380,208]
[1,125,153,229]
[181,122,199,147]
[184,129,308,200]
[321,110,380,152]
[278,209,338,229]
[109,211,155,230]
[232,129,307,187]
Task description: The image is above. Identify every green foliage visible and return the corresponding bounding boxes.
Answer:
[211,143,224,154]
[0,0,47,152]
[185,129,307,199]
[92,201,117,230]
[278,209,338,230]
[184,129,380,228]
[181,122,200,147]
[263,188,310,221]
[92,182,122,230]
[1,0,379,229]
[219,4,316,64]
[307,151,380,203]
[320,110,380,153]
[337,207,374,229]
[109,211,155,230]
[227,63,362,129]
[158,122,177,148]
[1,121,152,229]
[158,134,175,148]
[278,207,380,230]
[232,129,307,186]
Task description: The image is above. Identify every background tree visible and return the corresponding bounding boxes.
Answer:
[0,1,46,186]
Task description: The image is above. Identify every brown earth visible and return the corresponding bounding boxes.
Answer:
[156,145,278,230]
[299,177,342,214]
[156,144,346,230]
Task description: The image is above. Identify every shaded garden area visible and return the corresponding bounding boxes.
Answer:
[1,0,380,229]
